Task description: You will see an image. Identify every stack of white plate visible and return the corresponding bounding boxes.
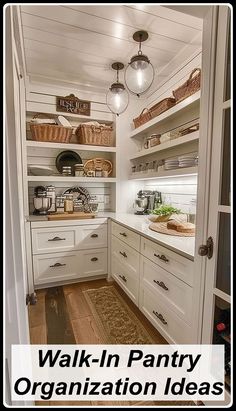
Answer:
[164,158,179,170]
[178,154,198,168]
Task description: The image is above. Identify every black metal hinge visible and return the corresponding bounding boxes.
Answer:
[26,292,37,306]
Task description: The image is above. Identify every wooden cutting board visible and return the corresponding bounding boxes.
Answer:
[48,212,96,220]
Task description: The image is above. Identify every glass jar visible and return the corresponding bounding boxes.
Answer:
[56,195,65,213]
[74,163,84,177]
[64,194,74,213]
[73,199,84,212]
[95,167,103,177]
[62,166,72,176]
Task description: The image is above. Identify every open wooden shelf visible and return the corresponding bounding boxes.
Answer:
[130,130,199,160]
[130,92,200,138]
[129,166,198,180]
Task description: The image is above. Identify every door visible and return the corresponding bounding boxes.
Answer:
[4,6,31,406]
[200,5,231,404]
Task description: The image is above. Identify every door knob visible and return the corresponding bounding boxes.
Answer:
[198,236,213,259]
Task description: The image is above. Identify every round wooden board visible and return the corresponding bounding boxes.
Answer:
[149,222,195,237]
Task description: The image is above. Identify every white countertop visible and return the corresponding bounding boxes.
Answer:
[27,212,195,260]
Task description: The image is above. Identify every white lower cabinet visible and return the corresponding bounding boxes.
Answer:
[33,248,107,286]
[31,221,108,287]
[140,256,193,324]
[139,286,193,344]
[111,221,195,344]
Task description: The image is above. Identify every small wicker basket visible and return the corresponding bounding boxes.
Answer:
[75,123,113,146]
[173,68,201,103]
[150,97,176,119]
[133,108,152,129]
[30,114,72,143]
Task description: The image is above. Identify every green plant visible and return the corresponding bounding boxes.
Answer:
[151,205,181,216]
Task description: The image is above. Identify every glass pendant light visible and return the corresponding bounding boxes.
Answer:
[106,62,129,116]
[125,31,155,97]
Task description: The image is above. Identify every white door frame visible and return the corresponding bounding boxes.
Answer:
[4,5,31,406]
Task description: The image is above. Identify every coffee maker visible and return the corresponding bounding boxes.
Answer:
[134,190,157,215]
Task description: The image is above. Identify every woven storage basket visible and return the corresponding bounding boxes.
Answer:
[75,123,113,146]
[30,114,72,143]
[173,68,201,103]
[133,108,152,129]
[150,97,176,119]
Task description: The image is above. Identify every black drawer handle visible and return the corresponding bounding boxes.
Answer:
[50,262,66,268]
[154,253,169,263]
[119,232,127,237]
[91,233,98,238]
[48,236,66,242]
[153,310,168,325]
[119,274,127,283]
[153,280,169,291]
[91,257,98,262]
[119,251,127,258]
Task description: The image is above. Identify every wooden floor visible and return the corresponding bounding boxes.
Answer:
[28,279,196,407]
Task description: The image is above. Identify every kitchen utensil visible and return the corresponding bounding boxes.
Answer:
[56,150,82,175]
[33,196,52,215]
[29,166,54,176]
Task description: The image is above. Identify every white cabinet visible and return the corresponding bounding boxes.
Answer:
[32,223,107,254]
[111,220,195,343]
[141,237,194,286]
[140,256,193,324]
[31,221,108,287]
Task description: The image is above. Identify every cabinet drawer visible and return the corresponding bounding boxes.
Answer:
[81,248,107,277]
[111,254,139,305]
[140,256,193,324]
[141,237,194,285]
[76,224,107,250]
[139,286,193,344]
[33,252,80,285]
[111,221,140,251]
[32,227,76,254]
[111,235,139,272]
[32,223,107,254]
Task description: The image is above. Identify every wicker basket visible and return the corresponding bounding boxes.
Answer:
[133,108,152,129]
[150,97,176,119]
[75,123,113,146]
[30,114,72,143]
[173,68,201,103]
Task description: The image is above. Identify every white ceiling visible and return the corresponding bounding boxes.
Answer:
[20,4,203,93]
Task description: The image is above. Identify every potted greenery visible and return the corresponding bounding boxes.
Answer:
[148,205,181,222]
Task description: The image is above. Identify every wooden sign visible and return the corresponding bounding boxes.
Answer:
[56,94,91,116]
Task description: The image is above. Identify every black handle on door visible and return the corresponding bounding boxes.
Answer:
[153,310,168,325]
[154,253,169,263]
[119,232,127,237]
[91,234,98,238]
[48,236,66,242]
[153,280,169,291]
[50,262,66,268]
[91,257,98,262]
[119,274,127,283]
[119,251,127,258]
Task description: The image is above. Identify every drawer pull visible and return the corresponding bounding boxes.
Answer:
[91,257,98,262]
[49,262,66,268]
[48,236,66,242]
[153,310,168,325]
[119,251,127,258]
[154,253,169,263]
[119,274,127,283]
[91,234,98,238]
[119,232,127,237]
[153,280,169,291]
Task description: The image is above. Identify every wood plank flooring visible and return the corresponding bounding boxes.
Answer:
[28,279,196,407]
